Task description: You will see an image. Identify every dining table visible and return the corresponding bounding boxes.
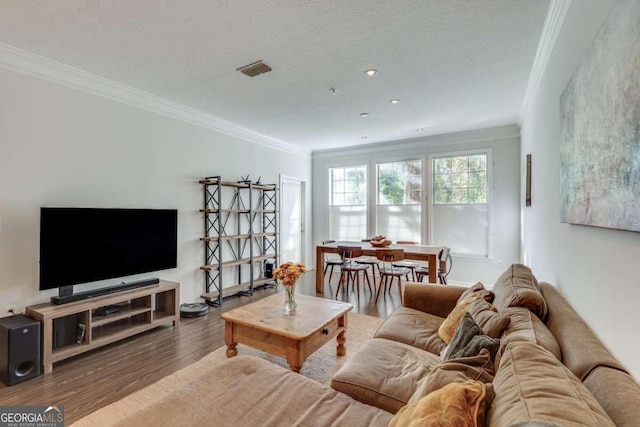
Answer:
[315,241,444,293]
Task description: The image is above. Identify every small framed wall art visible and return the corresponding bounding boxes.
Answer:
[525,154,532,207]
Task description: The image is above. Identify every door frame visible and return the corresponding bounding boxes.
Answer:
[279,174,307,266]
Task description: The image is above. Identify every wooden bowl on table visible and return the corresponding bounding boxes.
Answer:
[370,239,392,247]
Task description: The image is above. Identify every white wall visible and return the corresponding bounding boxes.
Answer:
[0,67,312,313]
[521,0,640,380]
[312,126,521,286]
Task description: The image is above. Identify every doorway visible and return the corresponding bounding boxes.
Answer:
[279,175,306,265]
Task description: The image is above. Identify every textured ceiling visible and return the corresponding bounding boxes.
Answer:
[0,0,550,152]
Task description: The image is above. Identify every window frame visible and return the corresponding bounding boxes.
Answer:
[328,164,368,207]
[375,159,423,206]
[326,162,369,241]
[373,157,424,242]
[432,154,488,205]
[427,149,493,260]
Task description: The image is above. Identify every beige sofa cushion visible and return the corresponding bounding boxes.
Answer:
[331,338,441,414]
[391,381,489,427]
[403,283,466,318]
[492,263,548,320]
[540,282,626,380]
[466,298,510,339]
[488,342,615,427]
[500,307,561,362]
[410,348,495,404]
[582,366,640,427]
[374,306,447,355]
[111,355,393,427]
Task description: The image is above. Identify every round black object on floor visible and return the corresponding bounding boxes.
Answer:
[180,303,209,318]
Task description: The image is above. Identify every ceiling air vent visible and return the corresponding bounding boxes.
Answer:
[236,60,272,77]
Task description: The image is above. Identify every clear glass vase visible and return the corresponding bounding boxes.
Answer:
[284,284,297,314]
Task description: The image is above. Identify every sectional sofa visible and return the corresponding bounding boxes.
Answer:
[109,264,640,426]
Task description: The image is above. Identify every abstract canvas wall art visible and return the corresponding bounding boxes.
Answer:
[560,0,640,232]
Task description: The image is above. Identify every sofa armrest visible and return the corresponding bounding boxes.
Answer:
[403,283,466,318]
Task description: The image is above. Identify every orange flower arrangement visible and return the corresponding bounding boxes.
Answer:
[272,262,306,286]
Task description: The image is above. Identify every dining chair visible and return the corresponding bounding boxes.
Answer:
[374,248,410,303]
[355,239,380,285]
[335,246,372,301]
[415,247,452,284]
[392,241,420,281]
[322,240,343,284]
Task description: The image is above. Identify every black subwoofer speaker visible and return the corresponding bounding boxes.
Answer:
[264,261,274,278]
[0,315,41,386]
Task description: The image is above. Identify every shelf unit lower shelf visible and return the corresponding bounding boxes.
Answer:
[25,280,180,374]
[200,277,275,301]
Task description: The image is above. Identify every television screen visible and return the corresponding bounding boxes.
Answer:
[40,208,177,290]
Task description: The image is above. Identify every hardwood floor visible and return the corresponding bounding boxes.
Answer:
[0,271,402,424]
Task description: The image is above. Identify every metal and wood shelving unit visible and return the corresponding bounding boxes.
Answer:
[199,176,278,306]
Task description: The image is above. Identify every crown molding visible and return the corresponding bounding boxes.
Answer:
[519,0,572,125]
[0,42,311,159]
[312,125,520,159]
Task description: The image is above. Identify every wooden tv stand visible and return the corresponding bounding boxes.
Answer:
[26,280,179,374]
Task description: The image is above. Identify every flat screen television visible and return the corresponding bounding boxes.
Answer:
[40,208,177,301]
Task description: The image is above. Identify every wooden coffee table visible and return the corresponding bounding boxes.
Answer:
[221,293,353,372]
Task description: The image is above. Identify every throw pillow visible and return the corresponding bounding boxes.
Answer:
[443,312,482,359]
[390,381,488,427]
[444,313,501,361]
[409,348,495,405]
[466,298,511,339]
[457,282,494,304]
[449,334,501,361]
[438,293,481,344]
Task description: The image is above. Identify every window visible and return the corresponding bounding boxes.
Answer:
[430,152,491,257]
[328,165,367,241]
[376,160,422,242]
[433,154,487,204]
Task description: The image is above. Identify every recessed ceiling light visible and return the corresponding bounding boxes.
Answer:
[389,99,400,104]
[361,136,368,140]
[364,69,377,76]
[359,113,370,117]
[416,128,424,132]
